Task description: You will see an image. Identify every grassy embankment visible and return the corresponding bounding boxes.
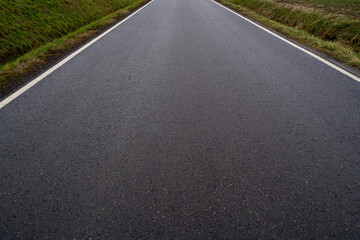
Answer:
[0,0,149,96]
[217,0,360,69]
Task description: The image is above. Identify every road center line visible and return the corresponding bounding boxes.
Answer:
[211,0,360,83]
[0,0,153,110]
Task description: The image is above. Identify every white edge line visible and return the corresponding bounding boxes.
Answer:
[211,0,360,83]
[0,0,153,110]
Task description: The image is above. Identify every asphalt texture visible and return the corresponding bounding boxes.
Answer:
[1,0,360,238]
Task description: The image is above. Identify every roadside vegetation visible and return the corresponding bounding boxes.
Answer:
[217,0,360,69]
[0,0,149,97]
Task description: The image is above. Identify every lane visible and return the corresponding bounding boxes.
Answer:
[1,0,360,238]
[0,0,153,109]
[211,0,360,83]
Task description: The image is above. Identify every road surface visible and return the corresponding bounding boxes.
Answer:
[1,0,360,238]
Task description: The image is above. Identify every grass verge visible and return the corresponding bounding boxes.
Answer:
[0,0,150,98]
[216,0,360,70]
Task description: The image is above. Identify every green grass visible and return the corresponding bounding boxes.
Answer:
[217,0,360,69]
[0,0,149,96]
[0,0,142,65]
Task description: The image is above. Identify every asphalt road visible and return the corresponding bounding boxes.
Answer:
[1,0,360,238]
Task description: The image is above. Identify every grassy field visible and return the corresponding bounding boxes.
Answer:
[0,0,148,96]
[217,0,360,69]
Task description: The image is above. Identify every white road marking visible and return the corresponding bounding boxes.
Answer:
[211,0,360,83]
[0,0,153,110]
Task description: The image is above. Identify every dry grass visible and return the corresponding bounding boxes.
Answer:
[274,0,360,18]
